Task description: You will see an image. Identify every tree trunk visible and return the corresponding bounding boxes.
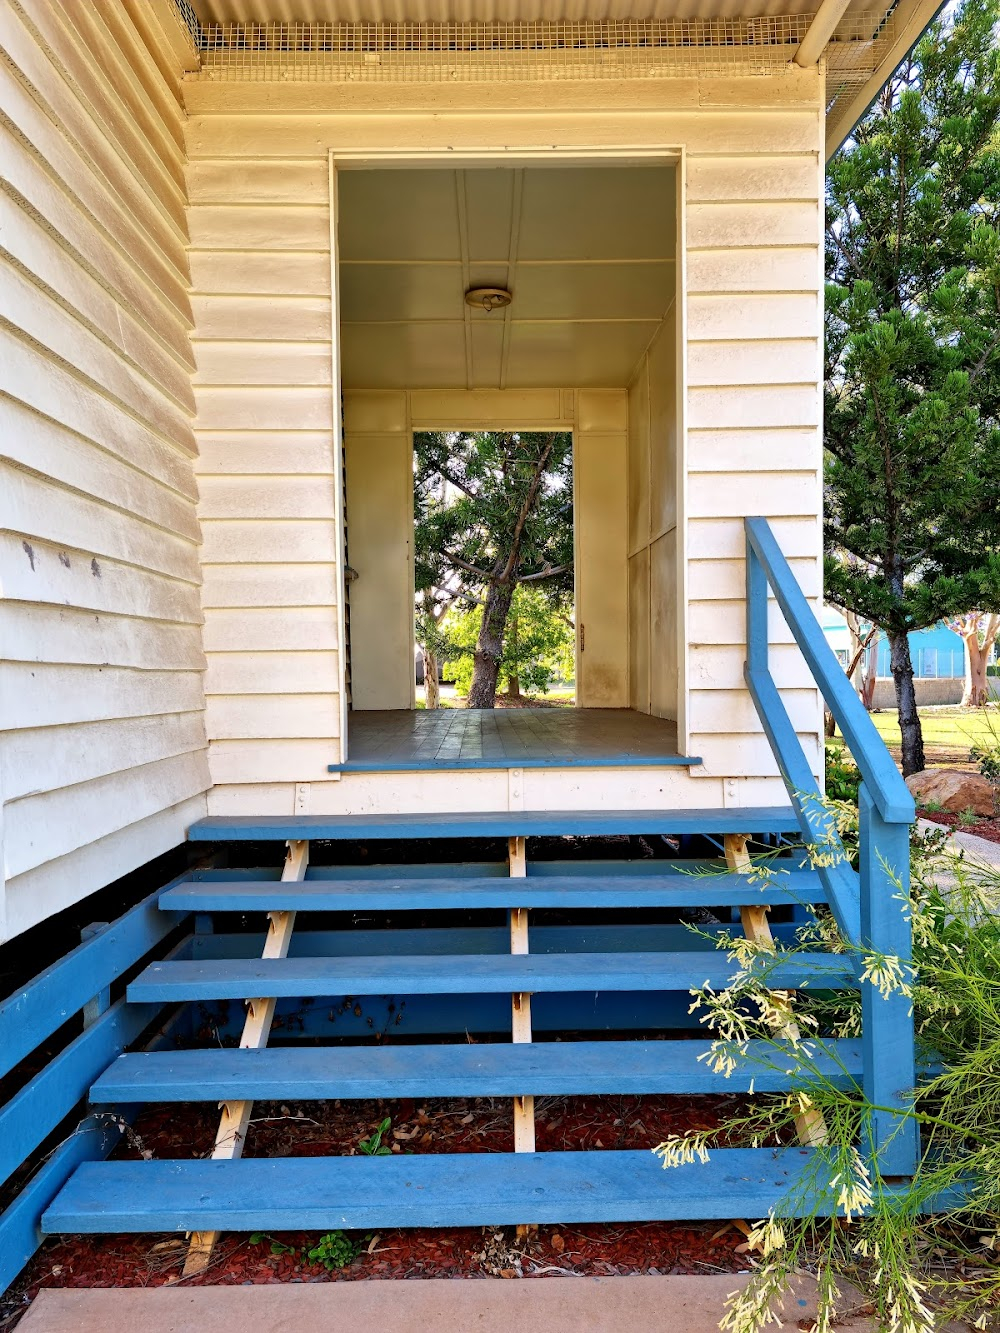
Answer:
[888,629,925,776]
[860,638,878,710]
[824,709,837,739]
[468,579,515,708]
[423,647,439,710]
[506,614,521,700]
[962,634,989,707]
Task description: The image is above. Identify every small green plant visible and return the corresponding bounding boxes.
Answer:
[307,1230,359,1270]
[358,1116,392,1155]
[958,806,981,827]
[922,798,944,813]
[971,741,1000,786]
[824,745,861,804]
[249,1233,297,1256]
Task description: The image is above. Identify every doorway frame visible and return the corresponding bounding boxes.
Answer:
[329,145,688,765]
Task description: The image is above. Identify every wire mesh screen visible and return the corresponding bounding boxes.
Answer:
[171,3,903,131]
[191,17,814,80]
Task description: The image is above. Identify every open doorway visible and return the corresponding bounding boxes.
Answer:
[336,158,686,768]
[414,427,574,712]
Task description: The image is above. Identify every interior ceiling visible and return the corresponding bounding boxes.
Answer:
[338,164,676,392]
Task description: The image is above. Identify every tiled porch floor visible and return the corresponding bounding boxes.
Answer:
[334,708,699,771]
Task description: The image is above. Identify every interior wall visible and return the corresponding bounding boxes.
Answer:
[627,313,679,720]
[0,0,210,940]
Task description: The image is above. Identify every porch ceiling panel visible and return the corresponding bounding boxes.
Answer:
[193,0,860,20]
[338,164,676,391]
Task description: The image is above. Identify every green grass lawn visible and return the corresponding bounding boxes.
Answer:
[833,704,1000,767]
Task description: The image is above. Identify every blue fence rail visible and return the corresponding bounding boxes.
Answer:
[744,516,917,1176]
[0,884,190,1296]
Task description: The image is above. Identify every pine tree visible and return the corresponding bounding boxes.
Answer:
[824,0,1000,774]
[413,430,573,708]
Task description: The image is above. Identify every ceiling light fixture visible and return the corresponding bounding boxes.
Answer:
[465,287,512,313]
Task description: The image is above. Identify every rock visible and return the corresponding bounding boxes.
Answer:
[905,768,997,816]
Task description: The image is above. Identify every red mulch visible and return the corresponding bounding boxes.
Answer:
[6,1093,768,1319]
[919,809,1000,846]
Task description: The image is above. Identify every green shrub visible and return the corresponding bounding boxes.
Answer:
[308,1231,360,1270]
[824,745,861,804]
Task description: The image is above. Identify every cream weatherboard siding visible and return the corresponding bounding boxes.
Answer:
[186,66,824,817]
[0,0,210,940]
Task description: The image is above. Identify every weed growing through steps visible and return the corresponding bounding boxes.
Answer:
[655,815,1000,1333]
[249,1230,364,1270]
[358,1116,393,1156]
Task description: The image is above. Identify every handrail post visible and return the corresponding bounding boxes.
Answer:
[746,539,769,676]
[858,783,918,1176]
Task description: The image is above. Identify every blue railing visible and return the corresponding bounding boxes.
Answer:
[744,517,917,1175]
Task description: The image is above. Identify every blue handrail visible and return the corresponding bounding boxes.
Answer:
[745,518,914,824]
[744,517,917,1176]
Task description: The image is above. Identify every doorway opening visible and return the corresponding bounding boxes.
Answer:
[335,157,688,770]
[414,426,575,714]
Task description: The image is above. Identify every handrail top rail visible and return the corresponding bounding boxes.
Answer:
[745,517,915,825]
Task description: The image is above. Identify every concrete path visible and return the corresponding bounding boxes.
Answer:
[19,1276,877,1333]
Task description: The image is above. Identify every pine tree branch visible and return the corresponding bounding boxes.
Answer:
[440,550,493,581]
[520,562,573,583]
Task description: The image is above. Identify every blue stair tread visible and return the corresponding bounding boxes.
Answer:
[91,1039,861,1103]
[43,1148,839,1231]
[159,869,825,913]
[128,951,858,1002]
[187,808,801,842]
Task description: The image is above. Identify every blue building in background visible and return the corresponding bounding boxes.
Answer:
[822,610,965,679]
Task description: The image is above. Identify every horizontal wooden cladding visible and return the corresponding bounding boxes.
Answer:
[688,643,815,692]
[687,385,819,432]
[188,251,331,297]
[0,534,204,625]
[2,466,202,583]
[205,651,339,697]
[1,137,191,353]
[205,694,340,741]
[198,475,335,521]
[687,470,818,518]
[2,199,197,394]
[685,155,820,202]
[0,68,190,323]
[207,740,339,787]
[688,596,820,646]
[4,265,196,429]
[194,387,333,432]
[687,515,819,561]
[190,295,331,342]
[2,661,206,731]
[187,158,329,205]
[201,607,339,653]
[3,794,207,941]
[687,429,819,473]
[689,731,821,779]
[688,686,820,734]
[200,519,336,565]
[191,342,333,387]
[687,340,817,388]
[687,294,819,341]
[188,205,330,251]
[2,336,198,489]
[686,202,818,250]
[201,563,338,609]
[12,0,187,210]
[197,433,336,476]
[3,750,211,880]
[1,399,199,537]
[0,603,206,671]
[183,70,822,118]
[687,554,820,601]
[184,109,822,159]
[2,711,208,802]
[686,248,819,297]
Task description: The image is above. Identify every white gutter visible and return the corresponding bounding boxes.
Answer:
[793,0,853,66]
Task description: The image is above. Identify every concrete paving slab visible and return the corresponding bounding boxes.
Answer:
[18,1276,876,1333]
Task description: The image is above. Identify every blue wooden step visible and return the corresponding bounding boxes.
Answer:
[187,808,801,842]
[91,1038,861,1103]
[43,1148,847,1232]
[159,868,826,914]
[127,951,858,1003]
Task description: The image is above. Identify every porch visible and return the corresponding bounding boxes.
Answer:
[334,707,698,771]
